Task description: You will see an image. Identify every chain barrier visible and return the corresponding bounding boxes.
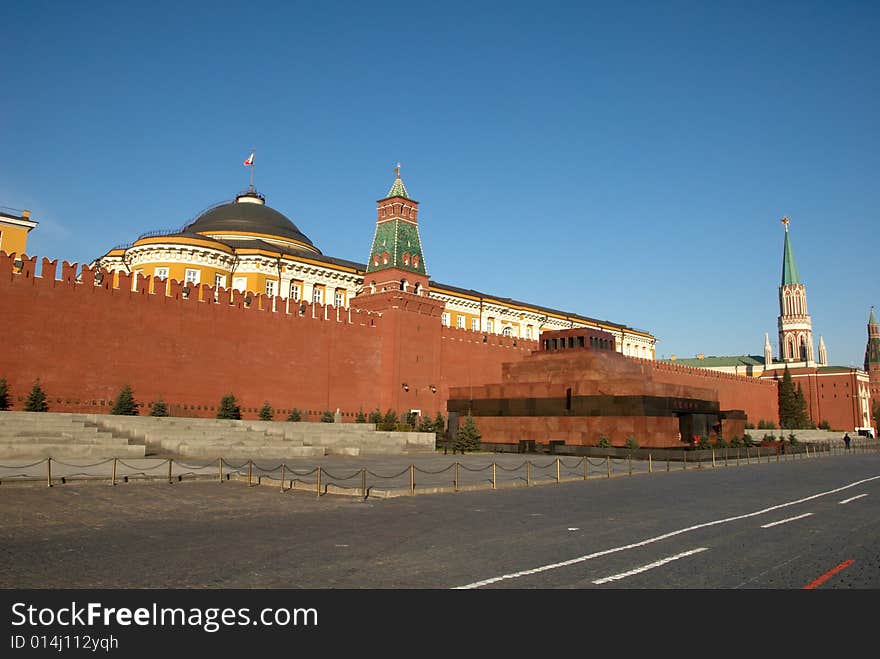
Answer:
[413,463,455,474]
[1,441,877,492]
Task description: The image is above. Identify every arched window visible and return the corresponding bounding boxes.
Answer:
[502,327,512,337]
[413,282,421,295]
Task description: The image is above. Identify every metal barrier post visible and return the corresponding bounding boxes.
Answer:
[111,458,117,486]
[736,448,740,466]
[556,458,560,484]
[746,449,750,465]
[649,453,652,474]
[606,456,611,478]
[628,454,632,476]
[683,451,687,471]
[455,462,460,491]
[247,460,253,487]
[526,461,531,486]
[724,448,728,467]
[218,457,223,483]
[584,458,588,480]
[361,468,366,498]
[410,464,415,495]
[281,464,286,492]
[667,454,670,472]
[758,447,761,463]
[47,457,52,488]
[711,449,716,469]
[493,462,497,489]
[317,466,322,498]
[168,458,173,484]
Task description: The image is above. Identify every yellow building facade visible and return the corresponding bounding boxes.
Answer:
[0,208,38,257]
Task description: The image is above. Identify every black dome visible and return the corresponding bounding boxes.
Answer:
[185,193,318,252]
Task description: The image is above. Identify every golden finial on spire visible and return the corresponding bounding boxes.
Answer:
[393,162,401,178]
[781,216,791,231]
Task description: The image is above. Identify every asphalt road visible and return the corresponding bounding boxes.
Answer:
[1,452,878,589]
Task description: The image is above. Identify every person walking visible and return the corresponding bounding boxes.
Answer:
[843,432,851,451]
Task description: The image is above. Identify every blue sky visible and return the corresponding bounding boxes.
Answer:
[2,1,877,367]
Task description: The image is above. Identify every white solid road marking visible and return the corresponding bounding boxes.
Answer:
[568,527,580,531]
[592,547,708,585]
[454,474,880,589]
[839,494,868,505]
[760,512,814,528]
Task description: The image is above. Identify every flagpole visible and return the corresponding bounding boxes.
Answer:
[250,150,255,191]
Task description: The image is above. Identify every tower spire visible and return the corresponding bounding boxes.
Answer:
[777,217,814,363]
[363,165,428,296]
[781,216,800,286]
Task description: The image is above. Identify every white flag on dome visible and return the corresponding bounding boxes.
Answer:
[243,152,255,166]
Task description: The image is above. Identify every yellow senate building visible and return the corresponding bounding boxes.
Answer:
[0,207,38,257]
[92,175,657,359]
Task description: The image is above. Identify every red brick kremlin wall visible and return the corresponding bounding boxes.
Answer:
[0,254,536,420]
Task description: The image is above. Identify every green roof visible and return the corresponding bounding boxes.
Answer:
[661,355,765,368]
[386,176,410,200]
[781,227,801,286]
[365,216,426,276]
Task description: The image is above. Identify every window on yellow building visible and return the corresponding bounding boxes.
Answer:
[441,312,450,327]
[335,290,345,307]
[313,287,324,304]
[154,267,169,280]
[487,318,494,333]
[266,280,277,297]
[290,281,301,301]
[214,274,226,289]
[232,277,247,292]
[471,318,479,331]
[457,315,465,329]
[184,269,200,285]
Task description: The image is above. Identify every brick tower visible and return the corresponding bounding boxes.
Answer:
[354,165,445,416]
[363,164,430,296]
[777,217,815,363]
[865,306,880,401]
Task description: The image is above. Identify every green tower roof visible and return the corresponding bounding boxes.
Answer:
[781,221,801,286]
[386,176,411,200]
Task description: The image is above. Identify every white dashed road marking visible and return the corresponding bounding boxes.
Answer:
[760,512,813,528]
[592,547,709,585]
[839,494,868,505]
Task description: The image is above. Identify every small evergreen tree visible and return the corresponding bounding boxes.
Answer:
[355,408,366,423]
[818,419,831,430]
[417,414,434,433]
[320,410,334,423]
[0,378,10,411]
[454,413,481,453]
[259,402,274,421]
[368,408,382,425]
[151,397,169,417]
[111,384,139,415]
[24,379,49,412]
[287,408,302,422]
[778,366,799,428]
[625,435,639,450]
[217,393,241,420]
[596,435,611,448]
[433,411,445,439]
[381,407,397,430]
[697,435,711,450]
[794,384,810,429]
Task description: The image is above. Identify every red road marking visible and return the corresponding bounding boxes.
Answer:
[803,560,855,589]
